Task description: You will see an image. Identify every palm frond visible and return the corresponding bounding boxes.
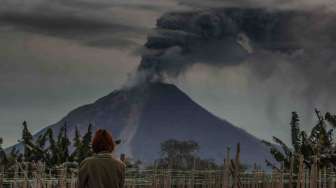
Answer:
[272,136,292,157]
[265,159,280,171]
[325,112,336,128]
[262,139,287,163]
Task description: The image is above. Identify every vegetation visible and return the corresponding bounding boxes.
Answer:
[1,122,218,172]
[263,109,336,172]
[4,109,336,172]
[157,139,199,169]
[0,138,7,168]
[0,121,93,171]
[155,139,221,170]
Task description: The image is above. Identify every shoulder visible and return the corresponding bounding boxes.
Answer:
[79,156,95,167]
[111,157,126,169]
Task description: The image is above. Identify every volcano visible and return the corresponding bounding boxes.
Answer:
[26,83,273,167]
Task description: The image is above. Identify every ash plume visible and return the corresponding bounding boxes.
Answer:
[133,7,336,133]
[137,8,336,81]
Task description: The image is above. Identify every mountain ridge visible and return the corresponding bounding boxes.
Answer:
[13,82,274,167]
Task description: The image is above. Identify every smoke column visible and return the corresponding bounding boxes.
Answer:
[129,7,336,142]
[137,8,336,80]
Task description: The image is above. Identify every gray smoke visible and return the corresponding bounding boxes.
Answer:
[138,8,336,80]
[133,7,336,137]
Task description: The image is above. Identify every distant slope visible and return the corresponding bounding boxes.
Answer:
[15,83,274,167]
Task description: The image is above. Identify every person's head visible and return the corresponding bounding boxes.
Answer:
[92,129,115,154]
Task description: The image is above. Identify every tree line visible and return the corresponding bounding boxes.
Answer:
[2,109,336,172]
[0,122,223,171]
[0,121,93,170]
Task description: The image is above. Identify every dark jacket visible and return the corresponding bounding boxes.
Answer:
[78,153,126,188]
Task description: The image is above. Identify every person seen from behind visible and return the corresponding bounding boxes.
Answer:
[78,129,125,188]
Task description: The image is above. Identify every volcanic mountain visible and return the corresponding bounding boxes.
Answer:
[28,83,273,166]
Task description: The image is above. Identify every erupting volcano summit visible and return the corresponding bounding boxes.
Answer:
[24,82,274,166]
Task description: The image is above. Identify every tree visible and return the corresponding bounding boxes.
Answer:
[81,123,93,159]
[3,122,95,169]
[56,122,71,164]
[0,137,7,167]
[7,147,22,169]
[19,122,51,163]
[263,109,336,171]
[71,126,83,163]
[27,132,49,162]
[45,128,58,166]
[291,112,301,152]
[325,112,336,127]
[158,139,199,169]
[36,133,48,149]
[21,121,33,162]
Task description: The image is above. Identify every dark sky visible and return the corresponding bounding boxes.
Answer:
[1,0,336,147]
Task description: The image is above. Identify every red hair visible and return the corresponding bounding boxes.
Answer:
[92,129,115,153]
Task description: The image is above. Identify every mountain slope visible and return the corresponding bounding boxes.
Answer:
[30,83,273,166]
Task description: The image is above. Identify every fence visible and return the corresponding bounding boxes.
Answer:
[1,144,335,188]
[2,168,336,188]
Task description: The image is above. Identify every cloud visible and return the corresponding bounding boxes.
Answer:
[0,0,176,49]
[138,8,336,79]
[0,29,142,146]
[135,6,336,142]
[56,0,171,12]
[0,11,146,48]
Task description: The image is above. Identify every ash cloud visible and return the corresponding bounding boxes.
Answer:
[137,6,336,133]
[177,0,336,11]
[138,8,331,79]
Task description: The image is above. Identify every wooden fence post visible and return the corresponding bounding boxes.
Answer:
[152,161,156,188]
[318,167,322,188]
[13,163,19,188]
[0,165,3,188]
[289,156,294,188]
[63,166,67,188]
[234,143,240,188]
[58,166,66,188]
[167,169,172,188]
[223,147,231,188]
[253,164,258,188]
[279,162,284,188]
[24,162,29,188]
[310,156,318,188]
[296,155,304,188]
[271,169,275,188]
[323,167,327,188]
[190,158,196,188]
[47,169,52,188]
